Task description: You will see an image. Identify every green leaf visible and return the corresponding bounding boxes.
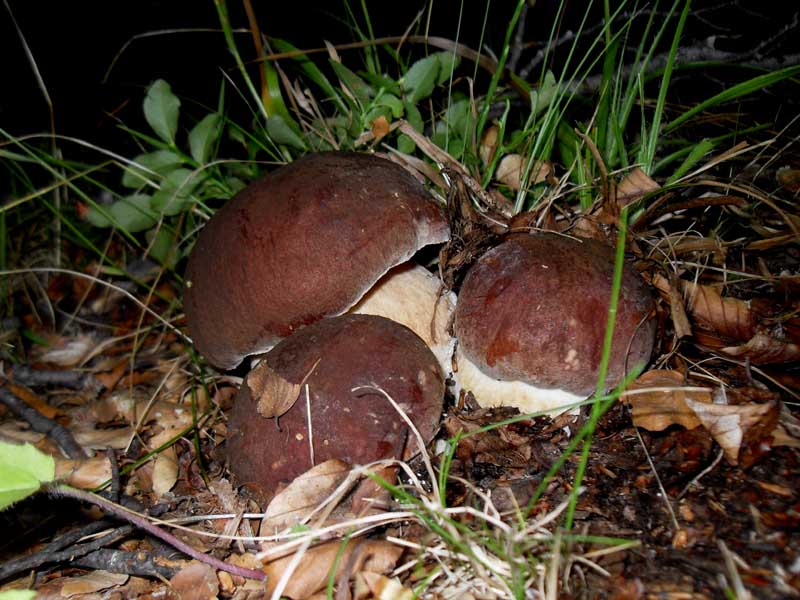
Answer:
[122,149,185,189]
[143,79,181,145]
[265,115,307,150]
[529,71,559,117]
[0,591,38,600]
[665,138,716,184]
[403,54,440,104]
[435,52,460,86]
[149,169,204,216]
[87,194,158,232]
[188,113,222,164]
[330,61,373,106]
[0,441,55,510]
[374,93,404,119]
[146,226,180,267]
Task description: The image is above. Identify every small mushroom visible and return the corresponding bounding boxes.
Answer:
[184,152,449,370]
[226,314,445,502]
[454,233,656,414]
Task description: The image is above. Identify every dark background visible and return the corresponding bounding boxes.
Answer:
[1,1,797,154]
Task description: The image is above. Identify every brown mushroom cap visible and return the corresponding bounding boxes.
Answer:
[454,233,656,406]
[184,152,449,370]
[226,314,445,502]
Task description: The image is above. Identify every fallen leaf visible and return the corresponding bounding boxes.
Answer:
[776,166,800,193]
[616,167,660,206]
[494,154,551,190]
[370,115,390,141]
[720,333,800,364]
[5,383,58,419]
[36,335,95,368]
[623,370,712,431]
[479,125,499,166]
[360,572,415,600]
[169,562,219,600]
[263,539,402,599]
[684,398,776,464]
[260,459,353,537]
[59,570,128,597]
[152,445,179,497]
[247,359,320,419]
[55,456,112,489]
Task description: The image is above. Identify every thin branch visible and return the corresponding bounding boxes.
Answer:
[0,386,87,459]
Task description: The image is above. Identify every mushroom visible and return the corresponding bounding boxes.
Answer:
[184,152,450,371]
[225,314,445,501]
[454,233,656,414]
[350,262,456,376]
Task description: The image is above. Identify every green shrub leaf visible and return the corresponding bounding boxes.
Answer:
[0,591,37,600]
[122,150,185,189]
[144,79,181,145]
[188,113,222,164]
[149,169,204,216]
[87,194,159,232]
[330,61,373,106]
[265,115,307,150]
[0,441,55,510]
[403,54,439,104]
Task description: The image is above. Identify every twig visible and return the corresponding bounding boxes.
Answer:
[0,386,87,459]
[0,522,132,582]
[48,484,266,581]
[72,548,178,580]
[12,365,90,389]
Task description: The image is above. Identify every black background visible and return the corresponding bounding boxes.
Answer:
[1,1,797,154]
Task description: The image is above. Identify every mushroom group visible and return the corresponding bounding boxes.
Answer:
[184,152,454,499]
[184,151,657,500]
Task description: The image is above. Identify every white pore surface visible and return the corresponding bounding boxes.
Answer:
[350,262,456,378]
[453,346,583,417]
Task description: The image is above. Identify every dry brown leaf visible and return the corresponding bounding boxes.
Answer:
[623,370,711,431]
[247,359,320,419]
[664,274,692,338]
[264,539,403,599]
[720,333,800,364]
[682,280,755,340]
[55,456,112,489]
[776,166,800,193]
[684,398,776,464]
[479,125,499,166]
[494,154,551,190]
[59,570,128,596]
[152,445,179,497]
[74,427,133,450]
[6,382,59,419]
[360,572,415,600]
[370,115,390,141]
[169,562,219,600]
[35,334,95,367]
[616,167,661,206]
[260,459,353,537]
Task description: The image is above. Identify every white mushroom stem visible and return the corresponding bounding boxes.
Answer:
[453,346,583,417]
[350,263,456,378]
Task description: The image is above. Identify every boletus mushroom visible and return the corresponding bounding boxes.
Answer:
[454,233,656,414]
[226,314,445,501]
[184,152,450,371]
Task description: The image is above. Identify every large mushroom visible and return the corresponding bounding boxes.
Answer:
[226,314,445,501]
[454,233,656,414]
[184,152,451,371]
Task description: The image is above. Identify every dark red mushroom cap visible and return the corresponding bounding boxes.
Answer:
[226,314,445,502]
[184,152,449,370]
[454,233,656,406]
